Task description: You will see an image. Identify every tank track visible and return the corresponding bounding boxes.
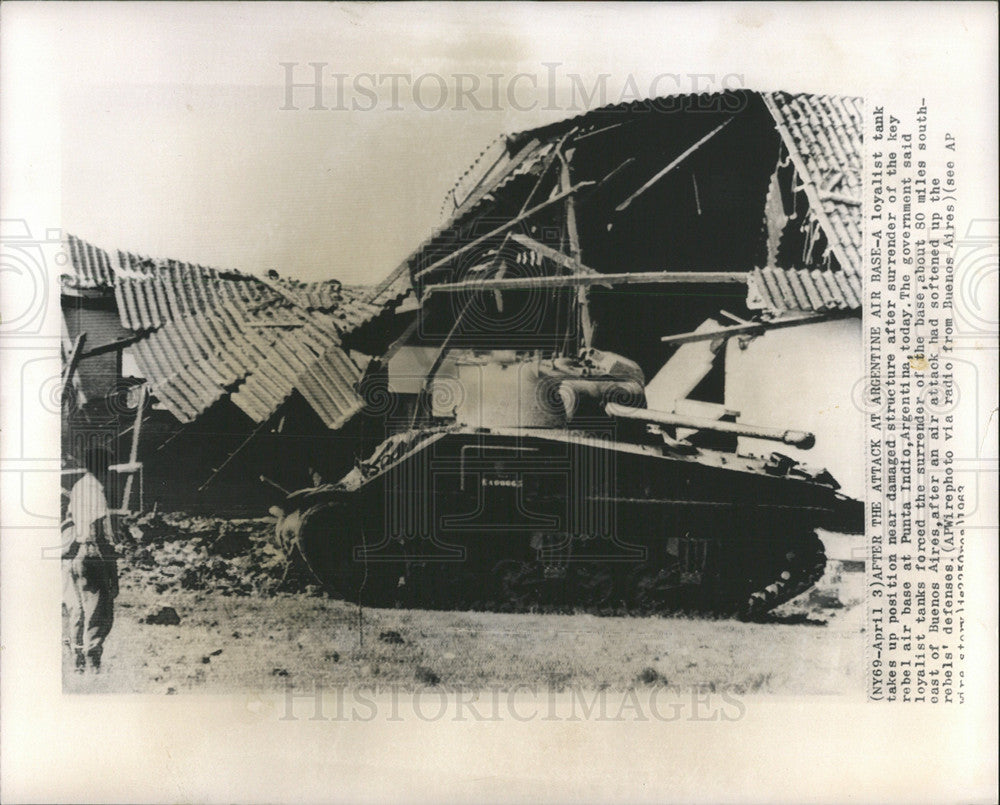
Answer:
[284,505,827,619]
[739,532,827,621]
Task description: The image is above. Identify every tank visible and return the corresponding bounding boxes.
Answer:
[273,348,863,620]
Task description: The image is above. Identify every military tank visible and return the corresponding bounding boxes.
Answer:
[273,347,862,620]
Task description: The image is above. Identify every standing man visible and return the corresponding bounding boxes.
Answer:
[64,445,119,673]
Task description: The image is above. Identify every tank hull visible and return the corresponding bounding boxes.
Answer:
[277,427,862,618]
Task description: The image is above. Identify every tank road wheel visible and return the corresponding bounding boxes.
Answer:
[570,563,618,611]
[493,560,543,612]
[290,501,398,607]
[740,532,827,621]
[626,560,684,614]
[433,565,487,611]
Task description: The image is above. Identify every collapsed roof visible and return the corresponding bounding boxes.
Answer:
[409,90,862,320]
[61,235,410,428]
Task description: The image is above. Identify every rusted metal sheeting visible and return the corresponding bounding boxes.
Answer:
[746,267,861,314]
[763,92,863,276]
[63,234,115,290]
[294,345,365,430]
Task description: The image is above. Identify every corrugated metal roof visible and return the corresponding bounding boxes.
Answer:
[127,299,363,425]
[62,234,116,290]
[746,267,862,314]
[296,345,365,430]
[418,90,863,292]
[762,92,863,277]
[504,91,754,152]
[394,140,556,291]
[115,274,271,330]
[64,234,390,429]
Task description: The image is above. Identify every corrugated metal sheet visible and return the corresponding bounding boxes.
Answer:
[127,290,365,426]
[762,92,863,277]
[63,235,116,290]
[420,90,863,291]
[746,267,862,314]
[115,275,273,330]
[64,234,394,429]
[397,141,555,289]
[505,91,755,152]
[295,345,365,430]
[128,305,259,422]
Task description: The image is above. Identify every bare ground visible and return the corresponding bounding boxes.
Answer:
[63,515,865,695]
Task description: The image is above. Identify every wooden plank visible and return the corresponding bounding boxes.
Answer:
[61,333,87,398]
[413,181,596,281]
[559,148,593,350]
[485,134,574,314]
[659,312,843,345]
[615,116,736,213]
[424,270,749,295]
[508,233,593,275]
[80,333,144,359]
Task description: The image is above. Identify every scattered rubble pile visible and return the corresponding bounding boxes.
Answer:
[119,511,314,596]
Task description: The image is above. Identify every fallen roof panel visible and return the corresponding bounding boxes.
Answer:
[746,267,862,315]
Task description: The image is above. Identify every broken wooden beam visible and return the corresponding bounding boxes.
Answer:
[413,180,597,281]
[615,116,737,213]
[660,311,848,345]
[120,384,148,511]
[508,233,595,275]
[80,333,144,359]
[423,270,748,295]
[61,333,87,399]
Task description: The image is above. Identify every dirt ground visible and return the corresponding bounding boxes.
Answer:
[63,514,865,695]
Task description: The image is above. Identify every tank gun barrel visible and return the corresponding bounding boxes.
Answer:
[605,402,816,449]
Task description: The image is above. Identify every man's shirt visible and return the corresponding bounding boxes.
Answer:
[67,472,111,546]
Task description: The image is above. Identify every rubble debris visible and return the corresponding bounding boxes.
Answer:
[807,588,845,609]
[414,666,440,686]
[118,511,314,599]
[144,607,181,626]
[636,667,667,686]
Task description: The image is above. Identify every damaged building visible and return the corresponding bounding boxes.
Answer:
[266,89,865,617]
[62,88,864,528]
[383,89,864,496]
[60,236,412,512]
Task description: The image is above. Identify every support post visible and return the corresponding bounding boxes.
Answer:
[559,148,594,351]
[414,181,596,282]
[61,333,87,401]
[120,384,148,511]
